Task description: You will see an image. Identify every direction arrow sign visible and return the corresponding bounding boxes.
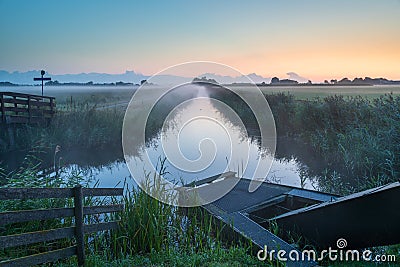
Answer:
[33,70,51,96]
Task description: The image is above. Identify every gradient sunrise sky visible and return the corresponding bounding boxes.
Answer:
[1,0,399,81]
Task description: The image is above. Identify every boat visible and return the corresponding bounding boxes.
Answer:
[181,172,400,266]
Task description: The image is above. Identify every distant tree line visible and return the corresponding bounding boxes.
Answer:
[0,81,19,87]
[44,80,139,86]
[328,77,400,85]
[264,76,400,86]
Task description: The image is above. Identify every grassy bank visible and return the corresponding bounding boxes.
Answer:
[265,93,400,194]
[0,103,124,153]
[0,162,267,266]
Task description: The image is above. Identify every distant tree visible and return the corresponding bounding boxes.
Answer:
[352,77,365,84]
[330,79,337,84]
[271,77,280,84]
[324,80,329,84]
[45,80,60,86]
[141,79,147,85]
[192,77,218,84]
[338,78,351,84]
[280,79,298,85]
[307,80,312,84]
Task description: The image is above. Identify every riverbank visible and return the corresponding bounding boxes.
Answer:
[1,90,399,195]
[0,163,268,266]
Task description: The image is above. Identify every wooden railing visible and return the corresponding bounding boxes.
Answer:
[0,92,55,124]
[0,186,123,266]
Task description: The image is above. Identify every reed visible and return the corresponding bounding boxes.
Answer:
[0,158,263,266]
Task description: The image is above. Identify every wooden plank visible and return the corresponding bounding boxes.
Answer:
[0,246,76,267]
[12,97,17,115]
[2,107,28,113]
[0,188,74,200]
[31,109,54,114]
[0,226,75,249]
[4,114,53,124]
[84,221,120,234]
[241,195,287,214]
[0,188,123,200]
[7,116,27,124]
[0,221,121,249]
[83,188,123,197]
[3,99,53,107]
[74,186,85,266]
[27,101,53,108]
[5,116,38,124]
[184,171,236,187]
[2,98,29,106]
[29,96,44,101]
[0,93,5,123]
[0,91,55,100]
[84,204,124,215]
[27,95,31,123]
[50,98,54,114]
[204,204,317,267]
[33,77,51,81]
[0,205,123,225]
[0,207,74,225]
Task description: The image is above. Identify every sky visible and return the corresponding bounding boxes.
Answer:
[1,0,399,81]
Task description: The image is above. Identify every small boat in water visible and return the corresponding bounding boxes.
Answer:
[182,173,400,267]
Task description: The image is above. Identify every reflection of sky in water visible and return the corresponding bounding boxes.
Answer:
[62,92,315,190]
[137,96,314,189]
[63,162,132,188]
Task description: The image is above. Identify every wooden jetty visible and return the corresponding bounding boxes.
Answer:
[0,91,55,124]
[0,91,56,150]
[184,173,400,266]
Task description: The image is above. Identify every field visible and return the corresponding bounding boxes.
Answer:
[7,84,400,104]
[240,85,400,100]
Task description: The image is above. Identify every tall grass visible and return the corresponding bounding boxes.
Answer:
[0,103,124,152]
[209,90,399,194]
[293,94,400,193]
[49,104,124,149]
[1,158,263,266]
[111,163,226,257]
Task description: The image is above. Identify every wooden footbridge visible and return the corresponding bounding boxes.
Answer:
[0,92,55,124]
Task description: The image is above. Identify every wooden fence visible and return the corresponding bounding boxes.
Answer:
[0,186,123,266]
[0,92,55,124]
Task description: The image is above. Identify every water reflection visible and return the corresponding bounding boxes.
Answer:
[123,83,315,190]
[1,85,323,190]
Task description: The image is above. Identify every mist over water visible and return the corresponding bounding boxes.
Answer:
[1,85,321,190]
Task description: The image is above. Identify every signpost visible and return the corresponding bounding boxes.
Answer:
[34,70,51,96]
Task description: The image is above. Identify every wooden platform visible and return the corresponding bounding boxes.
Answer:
[0,92,55,124]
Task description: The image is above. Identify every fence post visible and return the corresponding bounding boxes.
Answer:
[28,95,32,123]
[50,98,54,114]
[0,93,5,123]
[13,96,18,115]
[74,185,85,266]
